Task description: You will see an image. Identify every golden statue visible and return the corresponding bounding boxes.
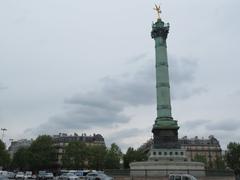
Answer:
[153,4,161,20]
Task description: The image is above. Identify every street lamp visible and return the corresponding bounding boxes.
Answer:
[1,128,7,142]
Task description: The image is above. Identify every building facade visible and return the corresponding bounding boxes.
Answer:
[179,135,222,165]
[8,139,33,158]
[52,133,105,165]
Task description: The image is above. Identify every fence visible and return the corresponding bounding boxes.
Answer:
[104,169,234,177]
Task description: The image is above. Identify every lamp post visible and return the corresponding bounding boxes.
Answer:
[1,128,7,142]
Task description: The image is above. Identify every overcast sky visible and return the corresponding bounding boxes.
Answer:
[0,0,240,151]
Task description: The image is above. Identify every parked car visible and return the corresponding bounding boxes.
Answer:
[68,171,77,175]
[0,175,9,180]
[44,173,54,180]
[7,172,15,179]
[169,174,198,180]
[25,171,33,179]
[0,171,8,177]
[59,173,78,180]
[16,172,25,179]
[31,174,37,179]
[75,170,89,180]
[37,171,46,180]
[86,172,113,180]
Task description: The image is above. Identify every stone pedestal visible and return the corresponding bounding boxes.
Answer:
[130,160,205,177]
[152,126,180,149]
[148,148,187,161]
[131,147,205,177]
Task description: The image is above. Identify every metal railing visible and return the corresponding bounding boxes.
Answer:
[104,169,234,177]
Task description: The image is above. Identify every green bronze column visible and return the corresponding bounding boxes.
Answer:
[153,20,172,119]
[151,16,179,149]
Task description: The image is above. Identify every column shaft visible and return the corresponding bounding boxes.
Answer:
[155,37,172,119]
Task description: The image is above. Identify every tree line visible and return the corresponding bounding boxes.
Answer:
[0,135,146,171]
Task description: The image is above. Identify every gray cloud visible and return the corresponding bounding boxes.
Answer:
[182,119,209,130]
[24,101,129,136]
[65,92,123,112]
[0,84,7,90]
[24,55,205,136]
[126,53,148,64]
[106,128,147,144]
[169,58,197,85]
[230,90,240,97]
[171,87,207,100]
[206,119,240,131]
[105,127,151,152]
[169,57,207,100]
[182,118,240,132]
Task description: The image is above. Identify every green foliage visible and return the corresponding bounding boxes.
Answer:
[62,141,88,169]
[123,147,147,168]
[0,140,10,168]
[62,142,122,170]
[11,147,31,170]
[193,154,226,170]
[88,145,106,170]
[193,154,207,166]
[213,156,226,170]
[10,136,123,171]
[11,136,56,171]
[29,135,56,171]
[109,143,122,158]
[0,140,5,150]
[104,143,122,169]
[226,142,240,175]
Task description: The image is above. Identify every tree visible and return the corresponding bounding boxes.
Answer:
[123,147,135,168]
[226,142,240,176]
[29,135,56,171]
[0,140,10,168]
[213,156,226,170]
[11,147,31,170]
[193,154,207,166]
[104,143,122,169]
[62,141,88,169]
[88,145,106,170]
[193,154,207,164]
[123,147,147,169]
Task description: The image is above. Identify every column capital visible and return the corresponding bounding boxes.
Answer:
[151,19,169,39]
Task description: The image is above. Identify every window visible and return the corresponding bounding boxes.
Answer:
[170,152,173,155]
[183,177,191,180]
[153,151,156,155]
[158,152,162,155]
[164,152,167,155]
[175,152,178,155]
[181,152,184,155]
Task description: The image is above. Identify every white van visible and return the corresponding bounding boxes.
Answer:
[169,174,198,180]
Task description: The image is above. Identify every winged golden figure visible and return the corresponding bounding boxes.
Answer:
[153,4,161,19]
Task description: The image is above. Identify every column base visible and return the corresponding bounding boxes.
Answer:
[152,118,180,149]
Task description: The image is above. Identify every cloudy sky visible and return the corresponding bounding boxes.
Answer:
[0,0,240,151]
